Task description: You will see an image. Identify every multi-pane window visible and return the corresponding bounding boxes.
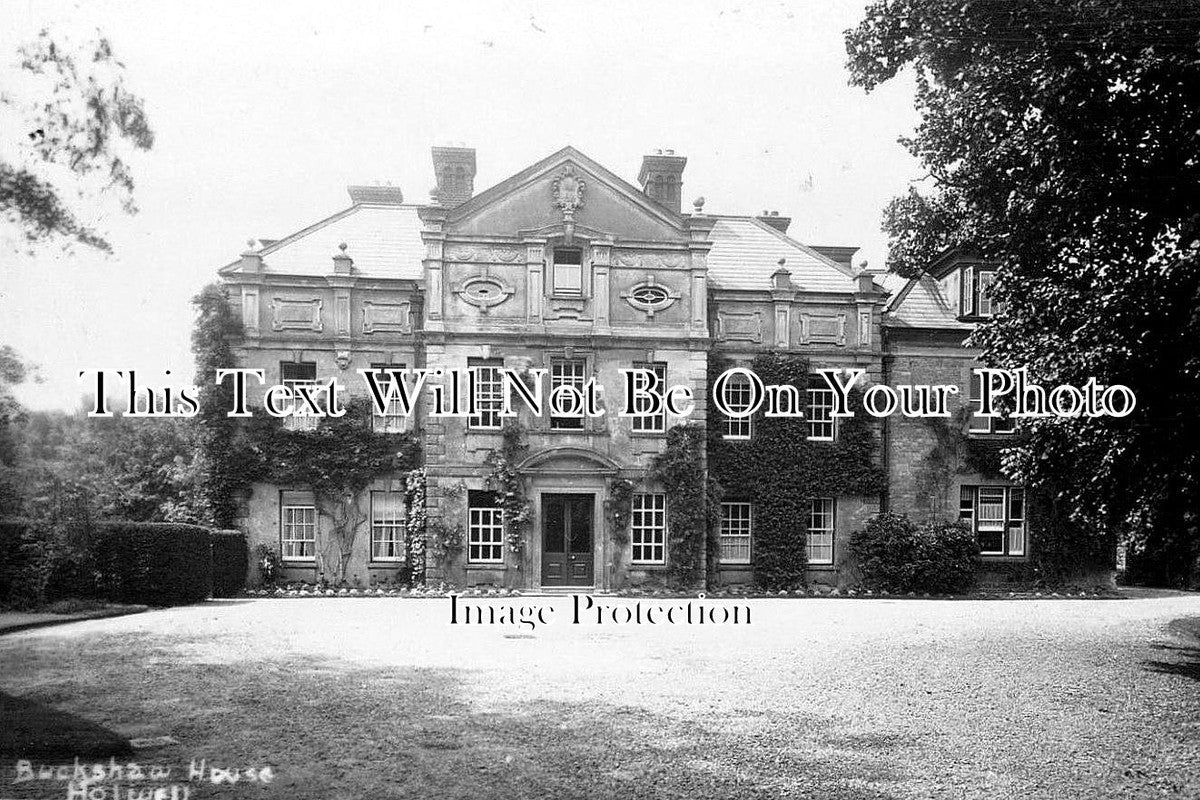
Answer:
[467,490,504,563]
[550,358,587,430]
[960,485,1026,556]
[806,498,835,565]
[280,491,316,561]
[370,491,405,561]
[722,372,753,440]
[369,363,407,434]
[631,493,666,564]
[631,362,667,434]
[807,386,835,441]
[552,248,583,295]
[468,358,504,430]
[281,361,319,430]
[968,371,1017,434]
[961,266,998,318]
[720,502,752,564]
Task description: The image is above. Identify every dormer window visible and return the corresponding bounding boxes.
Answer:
[552,248,583,296]
[960,266,998,318]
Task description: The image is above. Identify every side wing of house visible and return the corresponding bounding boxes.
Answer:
[706,216,889,586]
[882,254,1031,573]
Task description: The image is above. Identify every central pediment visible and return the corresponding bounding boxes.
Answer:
[445,147,689,243]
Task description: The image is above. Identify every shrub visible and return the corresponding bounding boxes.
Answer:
[211,529,249,597]
[92,522,213,606]
[252,543,283,586]
[850,512,979,594]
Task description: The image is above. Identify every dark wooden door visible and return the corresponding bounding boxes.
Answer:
[541,494,594,587]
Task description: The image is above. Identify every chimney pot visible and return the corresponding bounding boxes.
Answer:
[348,185,405,205]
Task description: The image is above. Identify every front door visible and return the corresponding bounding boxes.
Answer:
[541,493,594,587]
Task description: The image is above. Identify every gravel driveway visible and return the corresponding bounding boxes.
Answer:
[2,593,1199,799]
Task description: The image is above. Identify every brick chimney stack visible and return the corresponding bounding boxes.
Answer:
[431,145,476,207]
[756,210,792,234]
[638,149,687,213]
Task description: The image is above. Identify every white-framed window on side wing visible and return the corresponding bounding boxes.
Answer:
[631,493,666,564]
[806,497,835,565]
[723,371,753,441]
[719,502,752,564]
[807,385,836,441]
[968,371,1017,435]
[961,485,1025,556]
[960,265,999,319]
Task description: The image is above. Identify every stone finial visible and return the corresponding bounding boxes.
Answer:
[692,196,706,215]
[772,259,793,290]
[332,243,353,275]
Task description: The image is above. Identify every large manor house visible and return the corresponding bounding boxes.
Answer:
[217,145,1032,591]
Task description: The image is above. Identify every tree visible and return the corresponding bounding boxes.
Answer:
[1,28,154,253]
[846,1,1200,584]
[0,347,35,515]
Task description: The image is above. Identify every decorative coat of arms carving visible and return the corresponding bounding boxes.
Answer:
[551,165,585,221]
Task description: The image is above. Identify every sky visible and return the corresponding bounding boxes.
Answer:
[0,0,922,411]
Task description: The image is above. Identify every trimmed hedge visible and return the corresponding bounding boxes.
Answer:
[93,522,214,606]
[850,512,979,594]
[211,529,249,598]
[0,520,233,607]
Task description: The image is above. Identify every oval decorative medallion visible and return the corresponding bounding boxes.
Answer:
[621,279,680,319]
[454,273,515,314]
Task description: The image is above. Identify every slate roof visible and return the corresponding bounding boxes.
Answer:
[705,216,863,294]
[221,203,425,280]
[884,273,972,330]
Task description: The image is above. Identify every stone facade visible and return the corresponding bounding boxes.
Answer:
[217,145,1035,591]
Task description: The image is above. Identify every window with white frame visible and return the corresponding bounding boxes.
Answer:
[720,502,752,564]
[281,361,319,431]
[552,247,583,296]
[968,371,1017,434]
[807,385,835,441]
[960,485,1026,556]
[467,490,504,563]
[370,491,406,561]
[468,358,504,431]
[631,362,667,434]
[369,363,408,434]
[280,491,316,561]
[960,265,998,318]
[807,498,835,565]
[631,493,666,564]
[550,357,587,430]
[723,372,753,440]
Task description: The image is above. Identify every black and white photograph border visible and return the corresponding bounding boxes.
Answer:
[2,1,1199,799]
